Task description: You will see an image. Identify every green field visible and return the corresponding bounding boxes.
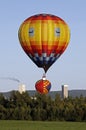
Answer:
[0,120,86,130]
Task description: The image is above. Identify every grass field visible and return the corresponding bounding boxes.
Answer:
[0,120,86,130]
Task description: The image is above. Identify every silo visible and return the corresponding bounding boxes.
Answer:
[62,85,68,98]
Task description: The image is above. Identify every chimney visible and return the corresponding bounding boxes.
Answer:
[18,84,26,94]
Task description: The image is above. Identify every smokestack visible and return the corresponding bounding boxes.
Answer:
[18,84,26,94]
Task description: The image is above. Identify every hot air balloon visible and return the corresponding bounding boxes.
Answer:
[18,14,70,73]
[35,76,51,94]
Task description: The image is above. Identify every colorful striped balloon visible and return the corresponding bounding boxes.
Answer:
[18,14,70,72]
[35,79,51,94]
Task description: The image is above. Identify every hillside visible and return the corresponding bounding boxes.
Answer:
[1,89,86,99]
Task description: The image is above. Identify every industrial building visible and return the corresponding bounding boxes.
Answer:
[62,84,68,98]
[18,84,26,94]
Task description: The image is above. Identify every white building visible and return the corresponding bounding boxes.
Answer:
[62,85,68,98]
[18,84,26,94]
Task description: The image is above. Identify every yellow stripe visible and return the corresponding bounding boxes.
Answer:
[19,19,70,54]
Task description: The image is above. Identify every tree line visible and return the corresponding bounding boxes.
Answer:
[0,91,86,121]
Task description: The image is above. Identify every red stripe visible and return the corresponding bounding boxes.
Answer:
[24,14,66,24]
[22,44,67,57]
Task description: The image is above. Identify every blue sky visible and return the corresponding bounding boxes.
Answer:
[0,0,86,92]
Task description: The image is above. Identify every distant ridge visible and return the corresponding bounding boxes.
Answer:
[0,90,86,99]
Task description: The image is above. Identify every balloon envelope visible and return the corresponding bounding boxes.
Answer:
[35,79,51,94]
[18,14,70,72]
